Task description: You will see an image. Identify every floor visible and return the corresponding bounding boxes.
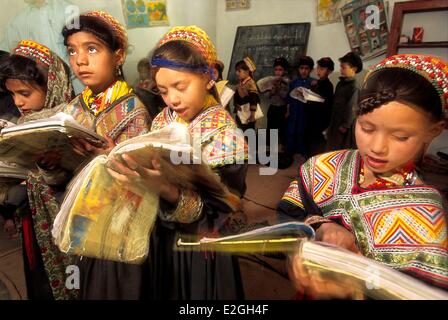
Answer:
[0,156,303,300]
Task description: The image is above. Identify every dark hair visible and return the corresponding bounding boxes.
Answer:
[214,61,224,80]
[0,50,9,63]
[273,57,289,70]
[298,56,314,69]
[317,57,335,71]
[150,41,219,100]
[339,52,363,73]
[235,59,253,78]
[62,15,121,51]
[357,68,442,121]
[0,54,48,92]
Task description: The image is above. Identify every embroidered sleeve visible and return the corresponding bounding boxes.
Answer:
[115,109,151,144]
[158,188,204,224]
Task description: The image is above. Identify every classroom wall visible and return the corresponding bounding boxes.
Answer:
[0,0,447,84]
[215,0,448,84]
[0,0,217,83]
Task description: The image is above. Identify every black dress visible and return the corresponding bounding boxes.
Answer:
[78,164,248,300]
[142,164,247,300]
[326,77,359,151]
[304,78,334,158]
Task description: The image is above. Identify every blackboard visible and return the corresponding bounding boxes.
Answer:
[227,23,311,84]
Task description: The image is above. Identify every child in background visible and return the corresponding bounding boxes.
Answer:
[134,57,166,119]
[0,40,74,300]
[213,60,225,82]
[107,25,248,300]
[326,52,362,151]
[279,55,448,297]
[286,56,315,158]
[265,57,290,152]
[233,57,260,131]
[304,57,335,158]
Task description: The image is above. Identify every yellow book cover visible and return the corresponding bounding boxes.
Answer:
[53,123,240,264]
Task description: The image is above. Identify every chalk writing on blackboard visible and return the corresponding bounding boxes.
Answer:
[227,23,311,84]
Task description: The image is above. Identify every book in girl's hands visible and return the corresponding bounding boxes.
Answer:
[292,241,448,300]
[290,87,325,103]
[0,112,107,171]
[52,122,240,264]
[176,221,315,253]
[0,161,28,180]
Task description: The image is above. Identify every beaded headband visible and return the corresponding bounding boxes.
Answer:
[157,25,217,67]
[243,57,256,73]
[13,40,53,67]
[84,11,128,50]
[367,54,448,115]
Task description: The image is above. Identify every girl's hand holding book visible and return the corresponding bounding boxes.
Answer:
[36,150,62,170]
[71,135,116,157]
[106,153,180,205]
[315,222,360,254]
[288,254,361,300]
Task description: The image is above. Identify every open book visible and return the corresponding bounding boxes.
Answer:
[216,80,235,108]
[0,161,28,180]
[52,123,240,264]
[237,103,264,125]
[176,221,315,253]
[0,112,106,171]
[290,87,325,103]
[294,241,448,300]
[257,76,281,93]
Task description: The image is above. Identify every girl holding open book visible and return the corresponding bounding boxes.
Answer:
[61,11,152,300]
[21,11,151,300]
[278,55,448,297]
[0,40,74,299]
[106,25,249,299]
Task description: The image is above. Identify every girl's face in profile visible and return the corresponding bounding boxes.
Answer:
[6,79,46,115]
[155,67,210,122]
[355,100,444,175]
[236,68,250,81]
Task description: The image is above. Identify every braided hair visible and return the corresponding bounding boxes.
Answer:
[357,68,443,121]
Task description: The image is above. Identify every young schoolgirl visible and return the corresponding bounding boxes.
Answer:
[279,55,448,297]
[0,40,74,300]
[57,10,152,300]
[233,57,260,131]
[20,11,151,300]
[0,50,21,237]
[107,25,249,300]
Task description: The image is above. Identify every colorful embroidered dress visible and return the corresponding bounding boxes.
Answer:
[279,150,448,289]
[1,40,75,300]
[152,104,247,169]
[64,80,151,143]
[140,103,249,300]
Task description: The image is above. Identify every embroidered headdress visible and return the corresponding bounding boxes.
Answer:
[13,40,53,67]
[367,54,448,117]
[84,11,128,50]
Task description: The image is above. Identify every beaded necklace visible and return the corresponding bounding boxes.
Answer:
[358,159,417,189]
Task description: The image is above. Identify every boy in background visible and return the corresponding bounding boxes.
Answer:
[305,57,335,158]
[326,52,363,151]
[286,56,315,159]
